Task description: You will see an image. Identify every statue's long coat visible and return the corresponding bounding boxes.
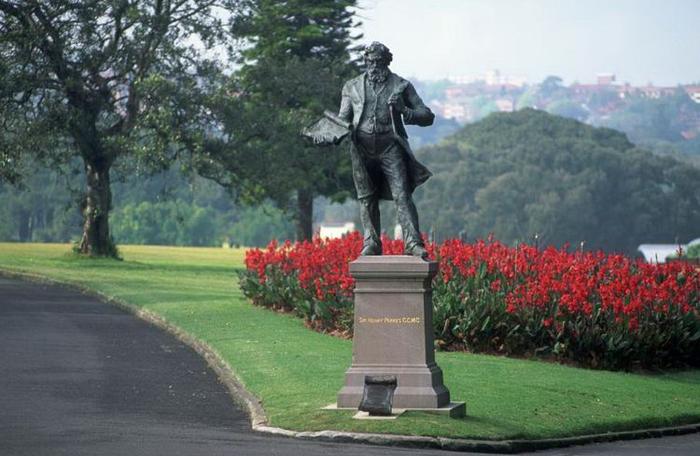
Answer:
[338,72,434,200]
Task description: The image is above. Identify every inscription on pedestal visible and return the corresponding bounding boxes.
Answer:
[358,316,421,324]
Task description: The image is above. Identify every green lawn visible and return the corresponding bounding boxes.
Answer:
[1,242,699,440]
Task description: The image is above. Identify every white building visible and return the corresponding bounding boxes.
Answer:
[638,238,700,263]
[319,222,355,239]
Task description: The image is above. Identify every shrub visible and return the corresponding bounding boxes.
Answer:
[687,243,700,259]
[239,232,700,370]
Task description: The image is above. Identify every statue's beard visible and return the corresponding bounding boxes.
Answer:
[367,67,389,83]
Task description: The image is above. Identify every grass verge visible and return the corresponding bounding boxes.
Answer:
[1,242,698,440]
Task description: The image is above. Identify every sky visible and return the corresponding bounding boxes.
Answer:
[355,0,700,86]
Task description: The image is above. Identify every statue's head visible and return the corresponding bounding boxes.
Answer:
[363,41,392,83]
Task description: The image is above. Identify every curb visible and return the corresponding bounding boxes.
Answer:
[270,423,700,453]
[2,268,699,454]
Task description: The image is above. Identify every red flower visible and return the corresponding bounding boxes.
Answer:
[241,231,700,368]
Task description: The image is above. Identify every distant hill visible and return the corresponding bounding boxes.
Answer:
[405,115,460,148]
[413,108,700,254]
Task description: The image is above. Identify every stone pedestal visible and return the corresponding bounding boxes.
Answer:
[337,256,460,413]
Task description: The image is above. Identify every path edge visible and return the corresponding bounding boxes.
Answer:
[2,268,699,454]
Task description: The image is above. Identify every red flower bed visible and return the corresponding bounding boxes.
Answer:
[239,232,700,370]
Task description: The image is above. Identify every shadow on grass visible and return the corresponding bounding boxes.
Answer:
[56,253,237,275]
[651,370,700,384]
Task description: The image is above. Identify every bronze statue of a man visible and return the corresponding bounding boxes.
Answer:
[338,42,434,259]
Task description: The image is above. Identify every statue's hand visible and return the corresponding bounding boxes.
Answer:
[388,93,406,113]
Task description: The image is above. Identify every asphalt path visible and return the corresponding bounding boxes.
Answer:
[0,276,698,456]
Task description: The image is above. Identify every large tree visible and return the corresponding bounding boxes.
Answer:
[0,0,241,256]
[208,0,360,241]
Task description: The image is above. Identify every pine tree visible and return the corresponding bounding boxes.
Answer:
[226,0,361,241]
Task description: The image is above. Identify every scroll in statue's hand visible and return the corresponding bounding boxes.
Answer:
[301,110,352,146]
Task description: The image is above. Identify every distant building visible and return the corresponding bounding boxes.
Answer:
[495,99,514,112]
[484,69,502,86]
[596,73,616,85]
[319,222,355,239]
[617,82,634,99]
[637,238,700,263]
[441,102,468,121]
[636,84,676,99]
[637,244,684,263]
[570,82,617,95]
[486,70,527,87]
[570,83,598,94]
[571,76,681,102]
[684,85,700,103]
[444,86,468,99]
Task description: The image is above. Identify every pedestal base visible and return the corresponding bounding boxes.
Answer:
[337,364,449,409]
[324,402,466,419]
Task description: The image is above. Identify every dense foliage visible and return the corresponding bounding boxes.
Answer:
[688,244,700,259]
[0,162,294,247]
[595,90,700,147]
[108,168,295,247]
[198,0,359,241]
[414,109,700,254]
[239,233,700,370]
[0,167,82,242]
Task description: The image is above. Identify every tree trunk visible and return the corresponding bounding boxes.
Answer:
[295,188,314,241]
[77,158,115,256]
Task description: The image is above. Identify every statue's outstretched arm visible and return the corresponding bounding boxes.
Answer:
[401,82,435,127]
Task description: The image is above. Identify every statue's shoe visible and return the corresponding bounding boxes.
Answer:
[405,244,428,260]
[360,242,382,256]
